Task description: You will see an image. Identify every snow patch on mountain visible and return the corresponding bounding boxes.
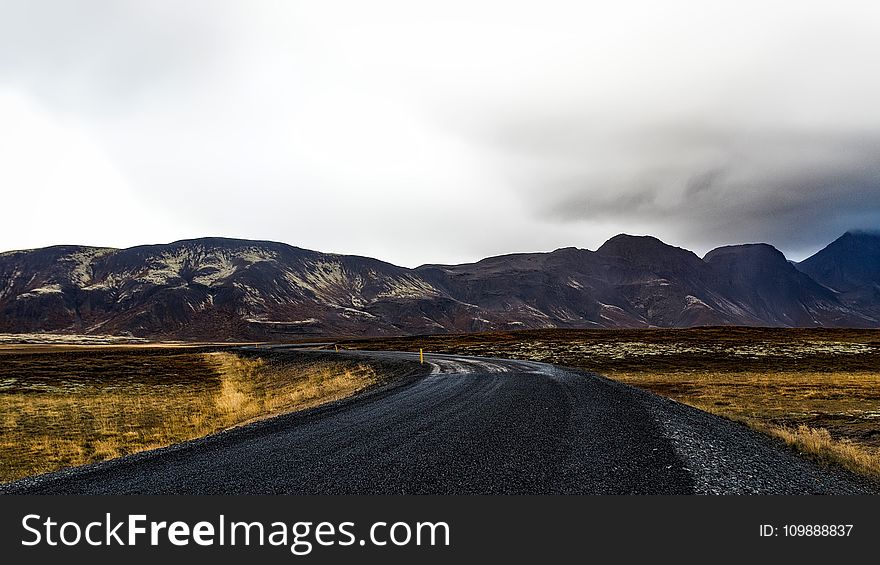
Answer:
[16,284,64,299]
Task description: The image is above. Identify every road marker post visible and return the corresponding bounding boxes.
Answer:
[335,344,339,352]
[420,348,424,364]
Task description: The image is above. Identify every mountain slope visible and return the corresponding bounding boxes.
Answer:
[797,231,880,292]
[592,235,737,327]
[0,238,475,339]
[704,244,863,327]
[0,234,877,339]
[797,231,880,322]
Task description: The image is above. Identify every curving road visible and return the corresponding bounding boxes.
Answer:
[2,348,876,495]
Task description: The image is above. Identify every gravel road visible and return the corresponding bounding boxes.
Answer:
[2,348,876,494]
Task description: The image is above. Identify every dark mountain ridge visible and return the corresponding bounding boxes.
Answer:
[1,232,878,339]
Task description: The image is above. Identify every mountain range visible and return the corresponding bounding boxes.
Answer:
[1,231,878,340]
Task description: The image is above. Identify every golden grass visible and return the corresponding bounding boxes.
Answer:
[607,370,880,478]
[762,425,880,478]
[0,350,382,483]
[204,352,380,424]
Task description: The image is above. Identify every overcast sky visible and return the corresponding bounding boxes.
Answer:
[2,1,880,266]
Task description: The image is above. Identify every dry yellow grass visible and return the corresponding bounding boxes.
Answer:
[0,350,383,483]
[607,370,880,478]
[204,352,380,424]
[762,425,880,478]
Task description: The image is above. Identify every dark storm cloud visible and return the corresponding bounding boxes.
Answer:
[461,66,880,258]
[527,128,880,257]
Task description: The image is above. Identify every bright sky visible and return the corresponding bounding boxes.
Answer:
[2,1,880,266]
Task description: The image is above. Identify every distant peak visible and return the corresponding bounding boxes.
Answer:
[550,246,589,256]
[798,229,880,291]
[120,236,311,255]
[704,243,786,263]
[597,234,667,252]
[842,229,880,239]
[596,233,696,259]
[809,230,880,256]
[166,236,285,247]
[705,242,780,255]
[604,233,664,245]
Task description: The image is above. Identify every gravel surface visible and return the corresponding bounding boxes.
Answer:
[637,385,879,494]
[2,349,876,495]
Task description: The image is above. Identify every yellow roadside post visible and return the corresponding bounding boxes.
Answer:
[335,344,339,352]
[420,348,424,364]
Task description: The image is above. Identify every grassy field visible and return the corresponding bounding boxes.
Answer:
[6,328,880,484]
[341,327,880,478]
[0,346,403,483]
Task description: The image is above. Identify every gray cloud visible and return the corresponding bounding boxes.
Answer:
[0,1,235,114]
[2,1,880,265]
[518,128,880,257]
[453,8,880,259]
[580,132,873,256]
